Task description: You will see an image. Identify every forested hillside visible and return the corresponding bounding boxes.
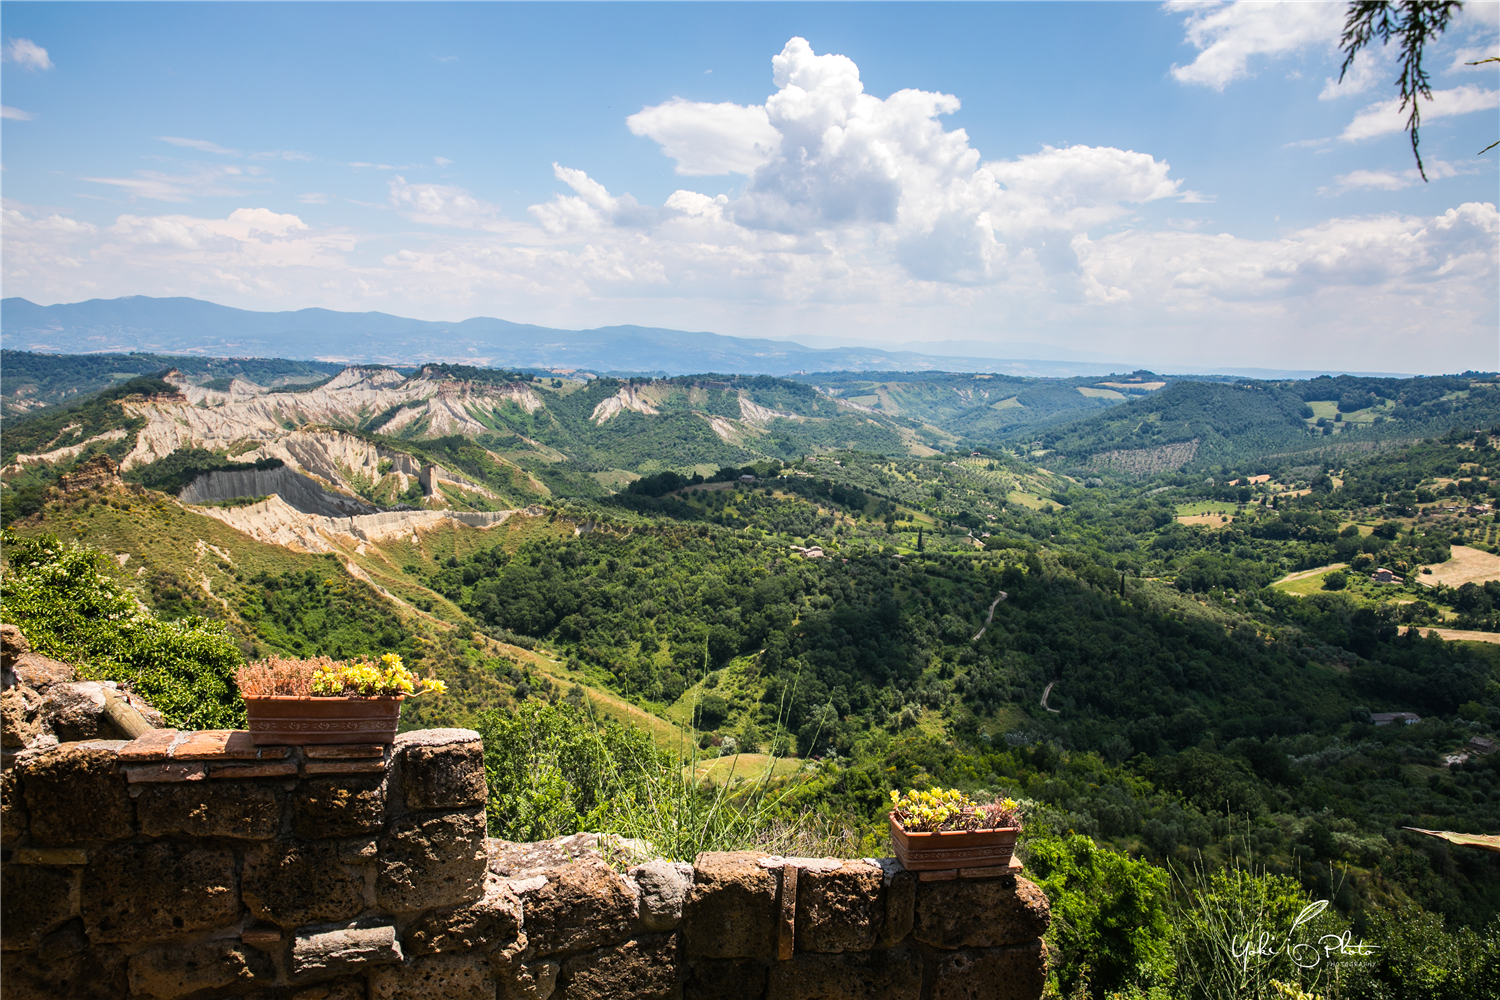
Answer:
[3,353,1499,998]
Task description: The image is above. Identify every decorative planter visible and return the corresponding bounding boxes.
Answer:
[889,813,1020,871]
[243,695,402,745]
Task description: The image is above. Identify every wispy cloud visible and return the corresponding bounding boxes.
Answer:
[83,166,269,203]
[298,193,329,205]
[1322,159,1473,194]
[434,156,452,166]
[1,105,35,121]
[1167,1,1343,90]
[159,136,240,156]
[5,38,53,71]
[1341,85,1500,141]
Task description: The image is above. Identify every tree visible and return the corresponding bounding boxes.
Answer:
[1339,1,1464,179]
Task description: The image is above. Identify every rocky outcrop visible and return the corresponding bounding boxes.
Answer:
[1,724,1050,1000]
[179,467,376,517]
[591,385,660,425]
[194,495,527,554]
[1,625,163,759]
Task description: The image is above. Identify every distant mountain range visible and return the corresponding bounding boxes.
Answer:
[1,296,1414,379]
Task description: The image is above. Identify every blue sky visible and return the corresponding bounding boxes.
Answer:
[2,1,1496,373]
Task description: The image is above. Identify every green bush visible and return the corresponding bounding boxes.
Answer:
[1025,833,1174,997]
[1,528,244,729]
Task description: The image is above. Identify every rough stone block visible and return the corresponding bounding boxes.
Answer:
[2,766,28,845]
[210,761,298,779]
[368,952,496,1000]
[127,939,258,1000]
[116,728,179,762]
[518,858,639,957]
[931,941,1048,1000]
[291,922,403,978]
[1,621,30,666]
[685,958,769,1000]
[498,959,560,1000]
[293,776,386,839]
[883,865,917,946]
[765,948,923,1000]
[246,975,367,1000]
[12,846,88,865]
[81,842,238,943]
[405,870,523,957]
[242,840,366,928]
[9,650,76,692]
[1,943,127,1000]
[307,743,385,758]
[170,729,261,760]
[338,836,379,863]
[795,861,883,954]
[683,851,777,959]
[138,780,283,839]
[42,683,115,742]
[913,873,1050,950]
[21,742,133,844]
[2,684,43,747]
[2,864,76,950]
[304,760,387,776]
[124,762,206,783]
[399,731,485,811]
[633,859,694,932]
[377,809,488,913]
[559,932,680,1000]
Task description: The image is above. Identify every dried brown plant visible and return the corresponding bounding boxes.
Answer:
[234,656,339,698]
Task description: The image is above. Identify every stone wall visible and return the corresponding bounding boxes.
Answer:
[1,728,1049,1000]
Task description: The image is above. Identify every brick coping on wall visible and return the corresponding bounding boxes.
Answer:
[1,728,1050,1000]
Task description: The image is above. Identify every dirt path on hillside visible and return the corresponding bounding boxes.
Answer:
[1276,563,1348,584]
[1417,546,1500,589]
[971,591,1009,642]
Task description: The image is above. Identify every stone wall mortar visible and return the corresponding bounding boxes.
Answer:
[0,729,1049,1000]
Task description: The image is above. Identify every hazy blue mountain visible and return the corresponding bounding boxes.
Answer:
[0,296,1138,378]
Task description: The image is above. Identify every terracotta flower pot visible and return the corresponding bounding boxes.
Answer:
[889,812,1020,871]
[243,695,402,745]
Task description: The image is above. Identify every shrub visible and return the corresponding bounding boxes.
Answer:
[1,528,244,729]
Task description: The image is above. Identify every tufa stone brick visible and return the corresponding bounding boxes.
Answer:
[400,736,486,811]
[882,864,917,946]
[124,762,206,783]
[931,941,1049,1000]
[0,942,128,1000]
[684,957,769,1000]
[377,809,488,913]
[368,952,496,1000]
[291,922,403,979]
[632,859,694,932]
[405,870,523,957]
[303,760,387,776]
[242,840,366,929]
[498,959,561,1000]
[127,939,259,1000]
[293,776,386,839]
[81,842,238,943]
[683,851,778,959]
[765,948,923,1000]
[913,873,1050,950]
[21,742,133,844]
[559,932,680,1000]
[246,975,367,1000]
[795,861,883,954]
[8,650,76,692]
[2,864,76,951]
[1,683,43,748]
[518,858,640,957]
[306,743,385,759]
[115,728,179,762]
[1,765,28,845]
[137,780,283,839]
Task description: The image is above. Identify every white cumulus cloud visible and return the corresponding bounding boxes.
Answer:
[6,38,53,71]
[389,176,504,230]
[628,98,781,175]
[1167,1,1344,90]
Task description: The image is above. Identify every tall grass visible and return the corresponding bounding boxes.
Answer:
[476,655,841,862]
